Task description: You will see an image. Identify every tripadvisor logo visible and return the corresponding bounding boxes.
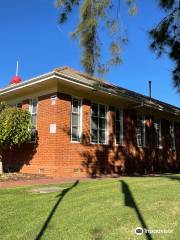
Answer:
[135,227,143,235]
[134,227,173,235]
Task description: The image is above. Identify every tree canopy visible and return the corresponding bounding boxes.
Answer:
[149,0,180,92]
[56,0,137,75]
[56,0,180,92]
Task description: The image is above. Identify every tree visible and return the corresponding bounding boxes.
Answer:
[149,0,180,92]
[56,0,179,92]
[0,103,32,173]
[56,0,137,75]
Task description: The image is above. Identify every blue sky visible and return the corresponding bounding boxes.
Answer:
[0,0,179,107]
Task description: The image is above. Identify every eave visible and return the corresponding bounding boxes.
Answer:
[0,69,179,117]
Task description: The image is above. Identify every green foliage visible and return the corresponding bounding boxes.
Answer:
[57,0,179,92]
[56,0,136,75]
[56,0,80,23]
[0,102,9,113]
[150,0,180,92]
[157,0,175,10]
[0,105,32,150]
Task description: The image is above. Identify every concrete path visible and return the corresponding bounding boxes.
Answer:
[0,176,92,189]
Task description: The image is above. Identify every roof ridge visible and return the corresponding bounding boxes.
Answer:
[54,66,105,83]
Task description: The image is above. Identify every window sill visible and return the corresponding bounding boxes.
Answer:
[115,143,125,147]
[137,145,147,148]
[90,142,109,145]
[155,146,163,150]
[71,140,81,144]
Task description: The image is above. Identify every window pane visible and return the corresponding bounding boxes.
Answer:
[71,98,81,142]
[72,113,78,126]
[31,129,37,142]
[31,115,37,128]
[99,105,105,118]
[91,103,107,144]
[170,122,175,149]
[154,119,160,148]
[29,99,38,143]
[116,132,120,144]
[136,115,145,147]
[116,121,120,132]
[16,102,22,108]
[91,129,98,143]
[155,136,159,147]
[115,109,123,145]
[116,110,120,121]
[72,127,79,141]
[31,99,37,113]
[99,130,105,144]
[91,117,98,129]
[170,123,173,135]
[99,118,106,129]
[92,104,98,116]
[72,99,79,113]
[137,134,142,146]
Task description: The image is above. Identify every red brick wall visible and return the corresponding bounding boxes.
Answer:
[3,94,58,176]
[2,92,180,177]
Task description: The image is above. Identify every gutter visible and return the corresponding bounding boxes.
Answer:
[56,71,180,116]
[0,71,54,96]
[0,70,179,116]
[98,82,180,116]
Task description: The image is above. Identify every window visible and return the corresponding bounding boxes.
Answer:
[16,102,22,108]
[71,98,82,142]
[170,121,175,149]
[154,119,161,148]
[115,109,123,145]
[51,95,57,105]
[91,103,107,144]
[136,115,146,147]
[29,99,38,142]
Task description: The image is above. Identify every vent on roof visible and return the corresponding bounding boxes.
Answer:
[149,80,152,99]
[9,61,22,85]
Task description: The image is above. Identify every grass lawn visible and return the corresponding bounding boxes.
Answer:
[0,175,180,240]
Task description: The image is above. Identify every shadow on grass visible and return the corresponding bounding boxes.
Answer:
[120,180,153,240]
[120,173,180,183]
[91,228,104,240]
[136,174,180,183]
[35,180,79,240]
[165,176,180,182]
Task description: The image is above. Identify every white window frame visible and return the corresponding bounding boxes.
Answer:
[15,102,22,108]
[29,99,38,143]
[71,97,82,143]
[136,115,146,148]
[154,119,162,149]
[170,121,176,150]
[115,109,123,145]
[90,103,108,144]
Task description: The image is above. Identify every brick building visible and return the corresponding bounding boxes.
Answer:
[0,66,180,177]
